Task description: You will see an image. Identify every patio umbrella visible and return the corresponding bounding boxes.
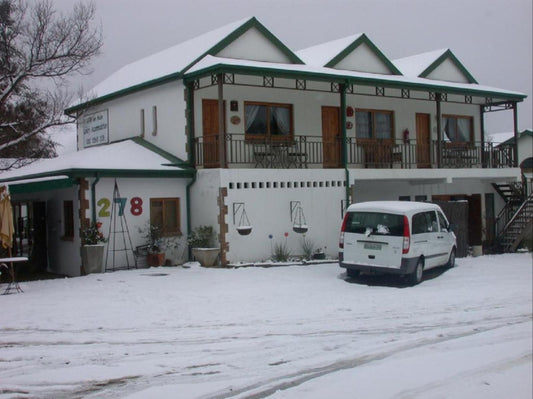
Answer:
[0,185,14,250]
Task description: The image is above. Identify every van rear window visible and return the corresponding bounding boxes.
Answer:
[344,212,404,236]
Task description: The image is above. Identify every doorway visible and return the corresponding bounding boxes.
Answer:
[321,106,341,168]
[202,99,226,168]
[416,113,431,168]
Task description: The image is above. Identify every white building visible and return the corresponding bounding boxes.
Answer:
[0,17,529,275]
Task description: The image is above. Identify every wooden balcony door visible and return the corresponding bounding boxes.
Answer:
[416,113,431,168]
[202,99,225,168]
[322,106,341,168]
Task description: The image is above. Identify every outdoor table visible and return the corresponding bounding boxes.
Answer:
[0,256,28,294]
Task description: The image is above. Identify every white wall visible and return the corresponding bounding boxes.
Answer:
[190,169,347,263]
[90,177,190,267]
[78,81,188,160]
[518,135,532,164]
[426,58,470,84]
[335,42,392,74]
[216,27,293,63]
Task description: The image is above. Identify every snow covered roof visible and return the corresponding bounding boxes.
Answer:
[89,18,250,99]
[492,129,533,146]
[67,17,302,111]
[296,33,401,75]
[347,200,442,213]
[394,49,477,83]
[67,17,525,113]
[297,34,365,67]
[0,138,193,185]
[184,55,525,100]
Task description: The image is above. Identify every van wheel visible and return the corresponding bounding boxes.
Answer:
[446,248,456,268]
[408,259,424,285]
[346,269,360,279]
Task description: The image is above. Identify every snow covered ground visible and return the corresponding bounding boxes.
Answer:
[1,253,531,399]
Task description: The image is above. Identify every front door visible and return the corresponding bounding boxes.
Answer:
[202,99,225,168]
[416,113,431,168]
[322,106,341,168]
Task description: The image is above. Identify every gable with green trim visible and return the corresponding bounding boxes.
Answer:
[216,26,293,63]
[207,17,303,65]
[325,34,401,75]
[420,50,477,84]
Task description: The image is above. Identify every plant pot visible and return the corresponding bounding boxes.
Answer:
[237,225,252,235]
[313,252,326,260]
[293,224,308,234]
[81,244,105,274]
[192,248,220,267]
[147,252,165,266]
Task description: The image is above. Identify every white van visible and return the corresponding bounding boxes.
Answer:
[339,201,456,285]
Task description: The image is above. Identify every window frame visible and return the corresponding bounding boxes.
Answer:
[355,108,394,142]
[442,114,474,144]
[150,197,181,237]
[243,101,293,141]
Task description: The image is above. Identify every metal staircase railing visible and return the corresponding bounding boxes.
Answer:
[495,191,533,252]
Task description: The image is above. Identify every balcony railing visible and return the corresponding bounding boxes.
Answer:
[194,134,515,169]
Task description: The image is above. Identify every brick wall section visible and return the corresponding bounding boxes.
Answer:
[218,187,229,266]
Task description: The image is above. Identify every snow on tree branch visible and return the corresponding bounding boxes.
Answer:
[0,0,102,168]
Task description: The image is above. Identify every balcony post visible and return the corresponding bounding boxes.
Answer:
[217,73,226,167]
[435,93,442,168]
[480,104,485,167]
[340,82,351,207]
[340,83,347,167]
[186,81,196,167]
[512,102,518,167]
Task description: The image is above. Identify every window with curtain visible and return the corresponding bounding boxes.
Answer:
[443,115,473,143]
[244,102,292,139]
[150,198,181,236]
[355,109,393,140]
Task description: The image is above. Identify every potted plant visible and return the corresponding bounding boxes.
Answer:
[80,221,107,274]
[313,247,326,260]
[140,223,166,266]
[187,226,219,267]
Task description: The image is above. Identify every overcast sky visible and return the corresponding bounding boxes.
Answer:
[55,0,532,134]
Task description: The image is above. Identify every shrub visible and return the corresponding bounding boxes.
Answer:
[273,241,291,262]
[187,226,215,248]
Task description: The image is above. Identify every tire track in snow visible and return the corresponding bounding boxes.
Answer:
[394,353,532,399]
[205,317,532,399]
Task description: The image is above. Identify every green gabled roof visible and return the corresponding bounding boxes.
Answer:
[419,49,478,84]
[66,17,302,114]
[325,34,402,75]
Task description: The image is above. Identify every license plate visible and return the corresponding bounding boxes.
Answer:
[364,242,382,250]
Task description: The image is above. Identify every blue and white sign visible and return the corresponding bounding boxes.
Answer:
[82,110,109,147]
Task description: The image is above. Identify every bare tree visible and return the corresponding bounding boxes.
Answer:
[0,0,102,169]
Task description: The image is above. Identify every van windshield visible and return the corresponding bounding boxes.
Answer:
[344,212,404,236]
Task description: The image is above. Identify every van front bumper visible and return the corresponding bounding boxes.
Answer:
[339,253,419,275]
